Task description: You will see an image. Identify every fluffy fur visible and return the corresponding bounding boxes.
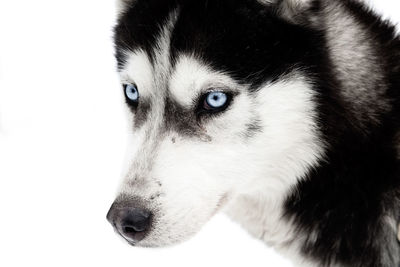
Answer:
[108,0,400,266]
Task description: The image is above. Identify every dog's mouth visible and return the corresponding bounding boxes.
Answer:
[108,193,232,247]
[114,227,144,247]
[121,234,139,247]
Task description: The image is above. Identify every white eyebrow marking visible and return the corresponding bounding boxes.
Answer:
[169,55,239,107]
[119,49,153,99]
[118,9,180,102]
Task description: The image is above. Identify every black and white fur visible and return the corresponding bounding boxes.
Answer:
[107,0,400,266]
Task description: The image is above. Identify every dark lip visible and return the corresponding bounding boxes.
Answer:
[110,222,138,247]
[116,229,138,246]
[124,239,137,247]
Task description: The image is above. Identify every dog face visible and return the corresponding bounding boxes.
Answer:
[107,0,324,247]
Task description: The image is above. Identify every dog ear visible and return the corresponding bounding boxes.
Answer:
[258,0,316,24]
[116,0,135,16]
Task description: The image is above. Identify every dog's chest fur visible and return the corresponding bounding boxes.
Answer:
[225,195,313,265]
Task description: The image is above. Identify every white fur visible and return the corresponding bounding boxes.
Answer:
[116,7,325,265]
[116,0,134,16]
[118,10,178,184]
[257,0,314,21]
[386,215,399,240]
[223,76,325,266]
[322,1,390,126]
[398,224,400,242]
[169,55,240,108]
[119,50,153,99]
[118,49,154,179]
[118,46,324,256]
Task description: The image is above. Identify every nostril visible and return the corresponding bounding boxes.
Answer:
[122,223,145,233]
[121,210,151,234]
[124,226,136,234]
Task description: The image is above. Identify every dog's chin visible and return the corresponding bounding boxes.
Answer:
[125,229,201,248]
[125,240,174,249]
[132,236,191,248]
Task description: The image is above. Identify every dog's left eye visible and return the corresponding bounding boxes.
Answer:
[203,91,229,111]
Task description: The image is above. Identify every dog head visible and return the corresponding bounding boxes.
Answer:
[107,0,324,247]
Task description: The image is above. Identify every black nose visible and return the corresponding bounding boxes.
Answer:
[107,201,152,243]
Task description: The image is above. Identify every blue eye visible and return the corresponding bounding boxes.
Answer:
[125,84,139,102]
[205,91,228,110]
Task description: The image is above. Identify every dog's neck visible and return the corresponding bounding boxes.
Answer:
[225,190,400,267]
[224,192,315,266]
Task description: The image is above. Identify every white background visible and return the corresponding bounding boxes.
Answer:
[0,1,398,266]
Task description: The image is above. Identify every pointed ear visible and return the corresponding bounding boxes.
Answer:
[116,0,135,16]
[258,0,317,24]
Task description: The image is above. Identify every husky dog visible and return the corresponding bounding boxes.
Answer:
[106,0,400,265]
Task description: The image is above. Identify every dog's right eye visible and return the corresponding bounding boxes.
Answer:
[124,84,139,105]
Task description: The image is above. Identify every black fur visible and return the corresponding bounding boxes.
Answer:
[114,0,400,265]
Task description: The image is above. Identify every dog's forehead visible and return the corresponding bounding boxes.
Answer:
[116,0,246,103]
[114,0,309,85]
